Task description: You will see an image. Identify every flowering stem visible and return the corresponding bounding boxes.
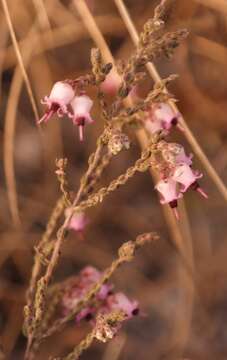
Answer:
[114,0,227,202]
[35,147,153,343]
[73,146,156,213]
[54,311,126,360]
[24,196,65,337]
[24,143,105,359]
[37,233,158,343]
[72,0,194,271]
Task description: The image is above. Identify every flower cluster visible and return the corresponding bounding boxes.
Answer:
[142,102,207,218]
[62,266,139,325]
[154,140,207,218]
[38,81,94,141]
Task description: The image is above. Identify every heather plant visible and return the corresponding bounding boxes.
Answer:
[1,0,227,359]
[18,1,209,359]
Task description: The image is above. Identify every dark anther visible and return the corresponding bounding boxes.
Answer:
[76,116,85,126]
[85,313,93,321]
[169,199,177,208]
[132,308,140,316]
[190,181,199,191]
[171,117,178,126]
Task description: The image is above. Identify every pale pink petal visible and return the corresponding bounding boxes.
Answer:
[39,81,74,124]
[155,178,181,206]
[172,164,202,192]
[70,95,94,140]
[106,292,139,319]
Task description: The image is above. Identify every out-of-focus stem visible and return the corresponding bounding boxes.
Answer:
[1,0,39,122]
[195,0,227,15]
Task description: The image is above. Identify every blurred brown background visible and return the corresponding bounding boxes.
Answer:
[0,0,227,359]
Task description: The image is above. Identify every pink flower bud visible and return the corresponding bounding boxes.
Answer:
[100,70,137,98]
[38,81,75,124]
[70,95,94,141]
[65,208,88,234]
[100,70,121,96]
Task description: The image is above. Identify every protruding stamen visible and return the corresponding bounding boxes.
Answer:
[79,126,84,141]
[38,109,54,124]
[196,187,208,199]
[173,207,179,220]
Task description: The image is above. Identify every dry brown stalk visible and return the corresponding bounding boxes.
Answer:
[0,0,39,122]
[195,0,227,15]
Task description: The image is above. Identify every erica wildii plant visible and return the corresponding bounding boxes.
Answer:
[23,1,207,359]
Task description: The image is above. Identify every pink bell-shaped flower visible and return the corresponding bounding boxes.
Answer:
[155,178,181,205]
[62,266,113,323]
[38,81,75,124]
[155,178,182,218]
[79,266,113,302]
[69,95,94,141]
[153,103,180,131]
[106,292,139,319]
[80,265,101,281]
[172,164,207,198]
[145,112,164,134]
[75,307,95,323]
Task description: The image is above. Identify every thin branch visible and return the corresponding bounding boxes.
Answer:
[3,66,23,226]
[2,16,125,70]
[2,0,64,227]
[1,0,42,226]
[1,0,39,122]
[32,0,52,31]
[25,144,105,358]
